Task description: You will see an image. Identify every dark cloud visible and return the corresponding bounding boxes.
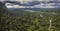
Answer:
[1,0,60,8]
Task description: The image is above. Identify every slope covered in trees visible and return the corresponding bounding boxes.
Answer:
[0,2,60,31]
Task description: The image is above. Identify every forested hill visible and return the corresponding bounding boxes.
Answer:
[0,2,60,31]
[0,2,7,14]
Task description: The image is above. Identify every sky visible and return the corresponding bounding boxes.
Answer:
[0,0,60,8]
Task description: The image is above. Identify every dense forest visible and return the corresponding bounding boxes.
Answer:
[0,2,60,31]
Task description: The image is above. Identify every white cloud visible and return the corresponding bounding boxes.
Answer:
[6,3,60,8]
[3,0,60,8]
[33,3,56,8]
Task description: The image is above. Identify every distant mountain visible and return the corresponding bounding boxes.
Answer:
[8,8,60,12]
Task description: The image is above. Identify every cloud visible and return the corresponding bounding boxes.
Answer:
[6,3,60,8]
[3,0,60,8]
[32,3,57,8]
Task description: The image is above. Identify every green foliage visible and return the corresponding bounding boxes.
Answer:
[0,5,60,31]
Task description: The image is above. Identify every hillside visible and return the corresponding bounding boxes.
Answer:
[0,2,60,31]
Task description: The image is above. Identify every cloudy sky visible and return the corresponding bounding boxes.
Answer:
[1,0,60,8]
